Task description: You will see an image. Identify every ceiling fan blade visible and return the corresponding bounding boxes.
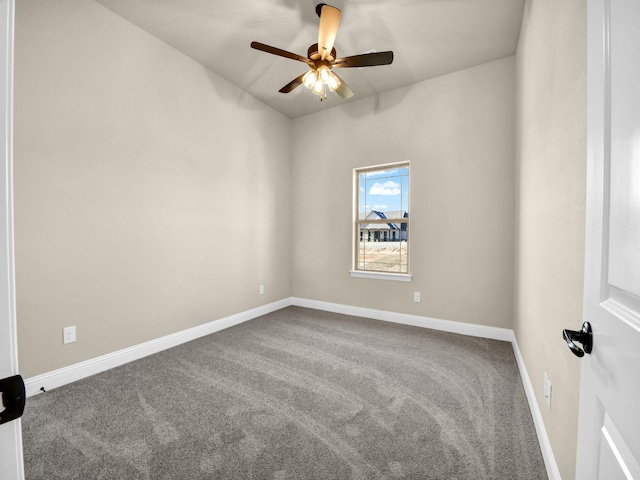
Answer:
[332,51,394,68]
[332,72,354,99]
[250,41,313,66]
[317,5,341,61]
[279,73,306,93]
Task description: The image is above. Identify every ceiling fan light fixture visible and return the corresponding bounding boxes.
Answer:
[302,69,318,89]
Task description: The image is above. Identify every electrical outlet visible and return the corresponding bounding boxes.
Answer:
[259,284,265,295]
[63,326,76,344]
[543,372,552,410]
[413,292,421,303]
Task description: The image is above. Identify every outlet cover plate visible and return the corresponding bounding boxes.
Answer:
[63,326,76,344]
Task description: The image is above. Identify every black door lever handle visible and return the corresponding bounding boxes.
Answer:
[562,322,593,358]
[0,374,26,426]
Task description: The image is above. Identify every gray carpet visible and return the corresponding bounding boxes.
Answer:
[22,306,547,479]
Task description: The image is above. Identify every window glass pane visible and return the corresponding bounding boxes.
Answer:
[361,167,408,220]
[358,172,367,220]
[357,228,409,273]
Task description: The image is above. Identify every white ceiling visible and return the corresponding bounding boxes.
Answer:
[95,0,525,119]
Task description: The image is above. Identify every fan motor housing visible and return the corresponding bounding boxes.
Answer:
[308,43,336,62]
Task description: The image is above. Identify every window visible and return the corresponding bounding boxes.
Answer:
[353,163,409,279]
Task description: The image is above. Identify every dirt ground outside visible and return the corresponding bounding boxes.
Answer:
[356,241,408,273]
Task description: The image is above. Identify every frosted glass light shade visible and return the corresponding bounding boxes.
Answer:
[302,69,317,89]
[327,72,341,91]
[318,65,330,83]
[312,78,324,95]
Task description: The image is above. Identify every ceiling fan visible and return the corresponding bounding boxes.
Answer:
[250,3,394,101]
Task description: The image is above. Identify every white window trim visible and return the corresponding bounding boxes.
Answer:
[352,161,411,279]
[349,270,413,282]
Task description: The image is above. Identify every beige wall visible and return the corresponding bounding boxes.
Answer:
[515,0,587,478]
[290,57,516,329]
[14,0,292,377]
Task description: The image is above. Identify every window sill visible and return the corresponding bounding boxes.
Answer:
[349,270,412,282]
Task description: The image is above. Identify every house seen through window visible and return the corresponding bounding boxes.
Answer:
[355,163,409,274]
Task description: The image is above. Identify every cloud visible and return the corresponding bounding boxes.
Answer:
[369,181,401,196]
[373,204,389,209]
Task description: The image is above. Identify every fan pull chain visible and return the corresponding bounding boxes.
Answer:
[320,84,327,101]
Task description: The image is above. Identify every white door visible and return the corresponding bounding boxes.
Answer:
[576,0,640,478]
[0,0,23,479]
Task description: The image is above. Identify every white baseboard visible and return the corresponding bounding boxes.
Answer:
[24,298,291,397]
[24,296,559,480]
[511,336,561,480]
[290,297,513,341]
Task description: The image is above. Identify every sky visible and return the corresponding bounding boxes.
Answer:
[358,166,409,219]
